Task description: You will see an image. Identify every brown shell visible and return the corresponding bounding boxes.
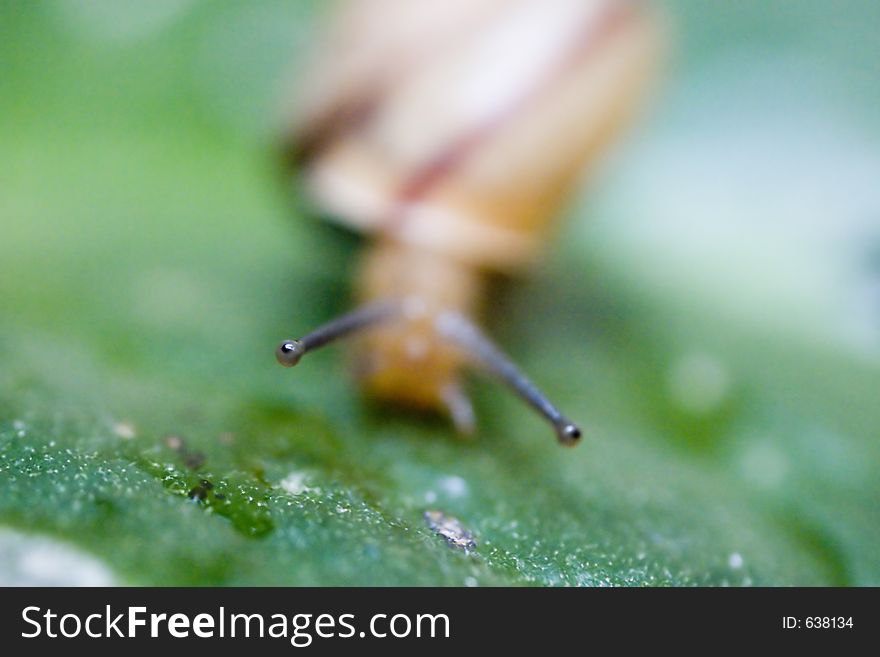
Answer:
[289,0,662,272]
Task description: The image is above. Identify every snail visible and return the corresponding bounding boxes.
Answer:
[276,0,661,445]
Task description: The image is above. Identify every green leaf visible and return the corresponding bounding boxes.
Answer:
[1,0,878,586]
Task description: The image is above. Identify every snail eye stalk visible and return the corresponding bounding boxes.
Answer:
[275,300,400,367]
[435,312,582,446]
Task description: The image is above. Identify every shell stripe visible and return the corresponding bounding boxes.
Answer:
[386,0,637,232]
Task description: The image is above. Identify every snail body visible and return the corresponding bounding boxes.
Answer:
[278,0,661,445]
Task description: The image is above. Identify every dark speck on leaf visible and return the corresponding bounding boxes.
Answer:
[188,479,213,501]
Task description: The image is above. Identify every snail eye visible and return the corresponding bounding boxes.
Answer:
[556,423,582,446]
[275,340,306,367]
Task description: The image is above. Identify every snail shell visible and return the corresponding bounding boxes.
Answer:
[290,0,661,272]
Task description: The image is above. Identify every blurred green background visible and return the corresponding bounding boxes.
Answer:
[1,0,879,585]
